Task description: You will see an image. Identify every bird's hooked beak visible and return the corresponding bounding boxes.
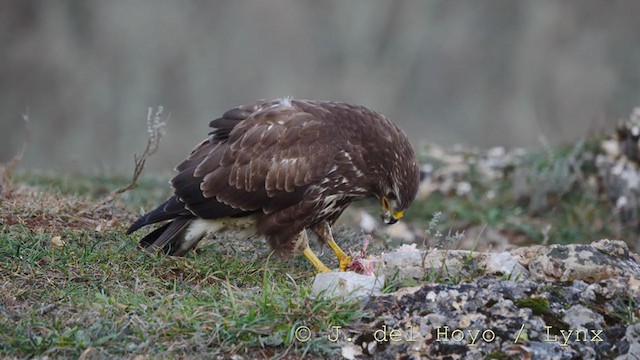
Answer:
[381,196,404,225]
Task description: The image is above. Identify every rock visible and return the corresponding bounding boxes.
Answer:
[358,276,635,359]
[311,271,384,300]
[383,221,417,244]
[356,210,377,233]
[527,240,640,283]
[582,278,631,302]
[333,240,640,358]
[416,143,526,201]
[340,344,363,360]
[592,239,629,257]
[485,251,529,279]
[381,247,423,280]
[305,240,639,357]
[562,305,605,331]
[629,277,640,299]
[381,247,528,281]
[596,111,640,251]
[510,245,544,267]
[617,323,640,359]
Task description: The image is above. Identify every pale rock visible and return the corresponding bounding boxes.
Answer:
[357,210,377,233]
[382,247,529,281]
[527,240,640,283]
[510,245,544,267]
[485,252,529,279]
[341,344,362,359]
[562,305,605,331]
[591,239,629,257]
[384,221,416,243]
[382,249,424,280]
[601,139,620,157]
[311,272,385,300]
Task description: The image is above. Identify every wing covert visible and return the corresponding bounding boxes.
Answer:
[173,100,345,218]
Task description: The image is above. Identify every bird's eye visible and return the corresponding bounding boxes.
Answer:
[386,192,396,201]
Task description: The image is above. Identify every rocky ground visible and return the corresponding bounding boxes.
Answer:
[319,239,640,359]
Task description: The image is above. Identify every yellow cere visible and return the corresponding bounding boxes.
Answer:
[393,210,404,219]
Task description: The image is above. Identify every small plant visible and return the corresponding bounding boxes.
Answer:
[421,212,466,283]
[422,212,464,249]
[514,297,550,316]
[609,297,639,324]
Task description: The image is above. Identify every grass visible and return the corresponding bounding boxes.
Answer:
[0,229,359,358]
[0,178,364,358]
[602,297,640,326]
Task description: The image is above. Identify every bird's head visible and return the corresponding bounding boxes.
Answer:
[357,109,421,225]
[377,158,420,225]
[379,191,404,225]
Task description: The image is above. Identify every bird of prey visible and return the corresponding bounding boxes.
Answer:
[127,98,420,272]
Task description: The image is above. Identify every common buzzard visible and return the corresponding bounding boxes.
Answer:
[127,98,420,272]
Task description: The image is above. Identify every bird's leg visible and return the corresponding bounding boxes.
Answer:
[312,222,352,271]
[303,246,331,273]
[296,230,331,273]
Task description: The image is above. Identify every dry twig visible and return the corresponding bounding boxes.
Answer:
[0,113,30,195]
[91,106,167,211]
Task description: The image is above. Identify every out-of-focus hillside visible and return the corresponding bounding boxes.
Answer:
[2,1,640,173]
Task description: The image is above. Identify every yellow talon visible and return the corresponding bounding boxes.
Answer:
[328,238,352,271]
[310,222,353,272]
[303,246,331,273]
[339,255,352,272]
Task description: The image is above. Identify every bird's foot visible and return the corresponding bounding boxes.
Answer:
[327,238,352,272]
[303,246,331,273]
[338,254,353,272]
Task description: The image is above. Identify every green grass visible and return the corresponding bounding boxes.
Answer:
[0,179,364,358]
[0,226,363,358]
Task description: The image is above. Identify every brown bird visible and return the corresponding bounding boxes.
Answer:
[127,98,420,272]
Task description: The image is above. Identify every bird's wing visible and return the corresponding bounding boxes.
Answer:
[171,100,345,219]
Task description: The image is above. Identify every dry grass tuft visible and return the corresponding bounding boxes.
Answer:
[1,184,134,233]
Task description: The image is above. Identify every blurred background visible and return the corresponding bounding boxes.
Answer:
[2,0,640,174]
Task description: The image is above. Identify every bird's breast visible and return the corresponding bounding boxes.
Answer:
[313,194,352,223]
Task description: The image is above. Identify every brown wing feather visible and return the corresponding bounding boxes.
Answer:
[175,139,211,172]
[173,100,345,220]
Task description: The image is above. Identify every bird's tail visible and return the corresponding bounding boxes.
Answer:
[136,217,198,256]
